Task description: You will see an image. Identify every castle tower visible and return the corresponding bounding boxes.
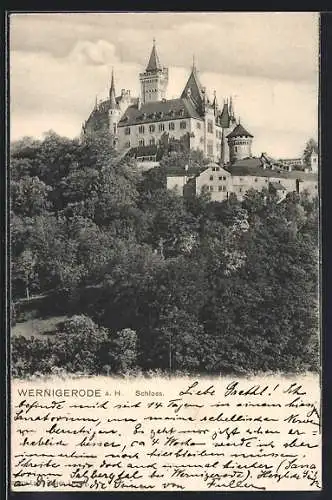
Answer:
[139,39,169,104]
[108,69,121,148]
[227,121,254,164]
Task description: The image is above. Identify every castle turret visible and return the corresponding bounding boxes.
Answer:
[108,69,121,147]
[139,39,169,104]
[227,121,254,163]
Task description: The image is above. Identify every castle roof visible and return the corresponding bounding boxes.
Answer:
[146,40,162,72]
[118,97,203,127]
[181,67,205,108]
[228,159,317,180]
[227,123,253,139]
[219,102,230,128]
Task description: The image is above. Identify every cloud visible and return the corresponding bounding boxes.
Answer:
[68,40,117,66]
[9,13,318,157]
[10,12,319,83]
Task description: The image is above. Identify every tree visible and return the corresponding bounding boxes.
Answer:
[303,138,318,167]
[12,249,38,300]
[11,176,52,217]
[111,328,138,372]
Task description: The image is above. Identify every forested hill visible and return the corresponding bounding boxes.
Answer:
[10,131,319,376]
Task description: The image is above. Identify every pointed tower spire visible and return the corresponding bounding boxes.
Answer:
[181,59,204,110]
[229,95,234,118]
[109,68,118,109]
[146,39,162,72]
[213,90,218,114]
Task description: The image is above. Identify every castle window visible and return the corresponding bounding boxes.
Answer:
[255,178,258,182]
[234,146,238,152]
[209,175,214,181]
[218,186,223,192]
[125,141,131,148]
[169,122,175,131]
[180,121,187,129]
[223,185,226,191]
[239,188,243,193]
[149,124,155,133]
[159,123,165,132]
[139,125,145,134]
[139,139,145,146]
[209,186,214,191]
[197,122,201,129]
[200,137,204,144]
[125,127,130,135]
[207,143,213,156]
[149,138,155,145]
[207,120,213,134]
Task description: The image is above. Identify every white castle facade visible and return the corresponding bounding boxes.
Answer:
[82,40,254,165]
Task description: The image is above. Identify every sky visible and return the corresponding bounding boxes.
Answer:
[10,12,319,158]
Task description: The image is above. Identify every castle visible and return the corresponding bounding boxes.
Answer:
[82,40,254,165]
[82,41,318,203]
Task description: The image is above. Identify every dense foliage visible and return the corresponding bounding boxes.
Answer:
[11,131,320,376]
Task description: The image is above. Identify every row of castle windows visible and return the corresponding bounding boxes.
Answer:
[125,121,188,135]
[137,138,159,146]
[233,140,251,146]
[209,175,227,181]
[205,185,227,192]
[124,120,221,135]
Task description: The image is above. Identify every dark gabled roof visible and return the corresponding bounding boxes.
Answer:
[181,67,204,107]
[146,42,163,72]
[227,123,253,138]
[230,157,263,169]
[228,161,318,180]
[269,181,286,190]
[130,145,159,157]
[219,103,230,128]
[118,97,203,126]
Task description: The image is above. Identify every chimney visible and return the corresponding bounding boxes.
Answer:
[137,97,142,110]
